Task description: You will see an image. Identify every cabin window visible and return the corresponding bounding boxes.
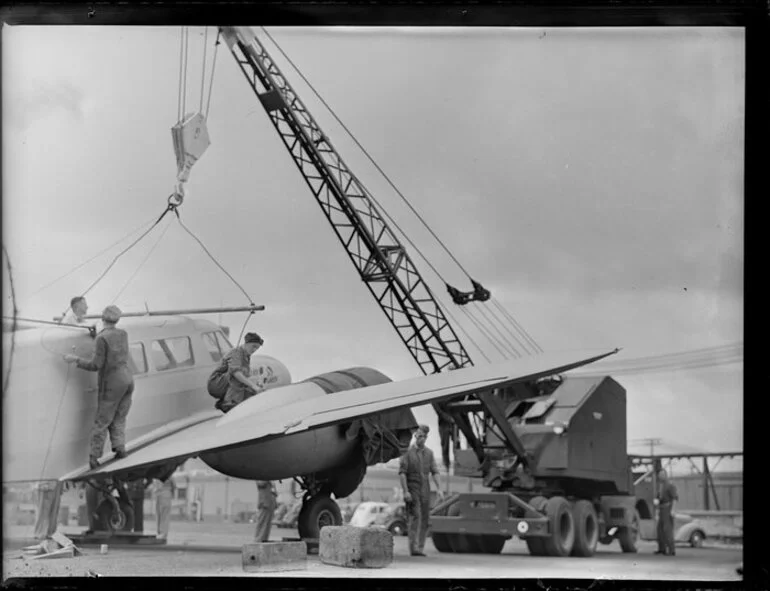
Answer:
[215,330,233,352]
[202,331,223,362]
[150,337,194,371]
[128,342,148,374]
[166,337,194,368]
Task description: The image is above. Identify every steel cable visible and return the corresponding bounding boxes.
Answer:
[2,244,19,396]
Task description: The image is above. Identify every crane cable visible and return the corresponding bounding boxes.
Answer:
[259,28,541,359]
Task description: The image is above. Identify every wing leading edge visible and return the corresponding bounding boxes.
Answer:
[69,348,618,482]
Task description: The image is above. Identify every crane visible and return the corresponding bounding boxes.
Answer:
[217,26,535,475]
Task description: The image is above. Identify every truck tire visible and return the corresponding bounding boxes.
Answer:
[445,505,481,553]
[524,495,549,556]
[571,500,599,557]
[431,532,453,553]
[478,535,506,554]
[618,508,640,553]
[542,496,575,557]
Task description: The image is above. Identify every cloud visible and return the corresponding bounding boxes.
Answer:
[7,79,87,133]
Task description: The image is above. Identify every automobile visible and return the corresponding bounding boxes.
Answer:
[349,501,392,528]
[639,512,708,548]
[376,504,407,536]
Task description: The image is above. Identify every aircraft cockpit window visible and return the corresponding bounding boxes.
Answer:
[150,337,194,371]
[128,342,148,374]
[202,331,223,362]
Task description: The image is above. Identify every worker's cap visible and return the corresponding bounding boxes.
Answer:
[101,305,122,323]
[244,332,264,345]
[417,424,430,435]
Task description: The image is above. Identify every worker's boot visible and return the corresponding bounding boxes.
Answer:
[89,457,100,470]
[114,447,128,459]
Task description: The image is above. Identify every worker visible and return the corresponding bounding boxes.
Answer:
[218,332,265,413]
[127,478,149,533]
[60,295,89,324]
[398,424,443,556]
[33,480,63,540]
[153,476,175,540]
[254,480,277,542]
[432,402,454,470]
[654,468,679,556]
[64,305,134,468]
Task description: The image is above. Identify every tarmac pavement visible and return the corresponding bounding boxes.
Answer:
[2,520,743,581]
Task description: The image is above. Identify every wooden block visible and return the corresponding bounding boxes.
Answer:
[319,526,393,569]
[242,541,307,572]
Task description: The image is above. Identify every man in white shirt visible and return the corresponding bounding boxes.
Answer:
[60,296,89,324]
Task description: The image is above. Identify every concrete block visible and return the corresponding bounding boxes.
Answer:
[242,541,307,572]
[319,526,393,569]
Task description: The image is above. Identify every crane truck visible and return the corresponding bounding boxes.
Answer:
[218,26,653,557]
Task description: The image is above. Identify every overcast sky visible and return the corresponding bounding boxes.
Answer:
[3,26,743,473]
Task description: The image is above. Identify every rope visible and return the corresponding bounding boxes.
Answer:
[73,204,177,311]
[110,217,174,304]
[38,362,72,479]
[31,218,156,297]
[205,30,221,118]
[236,311,253,346]
[175,216,255,304]
[200,27,209,113]
[439,301,487,365]
[260,27,473,280]
[473,301,529,357]
[2,244,18,396]
[457,306,509,360]
[177,26,185,122]
[492,298,543,353]
[260,27,542,356]
[182,27,189,118]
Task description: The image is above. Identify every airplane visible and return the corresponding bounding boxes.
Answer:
[2,306,618,539]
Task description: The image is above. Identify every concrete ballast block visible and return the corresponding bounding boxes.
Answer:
[242,541,307,572]
[319,526,394,569]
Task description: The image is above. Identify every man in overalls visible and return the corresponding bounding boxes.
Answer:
[254,480,277,542]
[655,468,679,556]
[398,424,443,556]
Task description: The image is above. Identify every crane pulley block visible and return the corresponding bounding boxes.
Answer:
[172,112,211,185]
[447,279,491,306]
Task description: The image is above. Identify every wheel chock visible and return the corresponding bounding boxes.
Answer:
[319,525,394,568]
[242,541,308,572]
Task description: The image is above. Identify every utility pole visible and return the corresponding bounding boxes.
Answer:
[629,437,663,497]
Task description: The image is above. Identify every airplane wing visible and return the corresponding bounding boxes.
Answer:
[66,348,618,482]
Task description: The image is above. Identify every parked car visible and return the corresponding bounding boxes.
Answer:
[375,504,407,536]
[349,502,391,528]
[639,512,707,548]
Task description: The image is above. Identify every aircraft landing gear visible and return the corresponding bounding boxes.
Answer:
[87,479,135,534]
[297,494,343,539]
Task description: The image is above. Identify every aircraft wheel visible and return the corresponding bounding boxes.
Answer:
[297,495,342,540]
[542,496,575,557]
[571,500,599,557]
[96,498,134,534]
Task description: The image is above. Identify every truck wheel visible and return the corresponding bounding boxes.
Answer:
[432,532,453,553]
[297,495,342,540]
[571,500,599,557]
[618,508,640,553]
[446,505,481,553]
[542,496,575,557]
[478,534,506,554]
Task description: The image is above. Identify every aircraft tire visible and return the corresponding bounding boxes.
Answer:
[96,499,134,534]
[297,495,342,540]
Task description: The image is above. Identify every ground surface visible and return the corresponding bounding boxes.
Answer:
[3,520,743,581]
